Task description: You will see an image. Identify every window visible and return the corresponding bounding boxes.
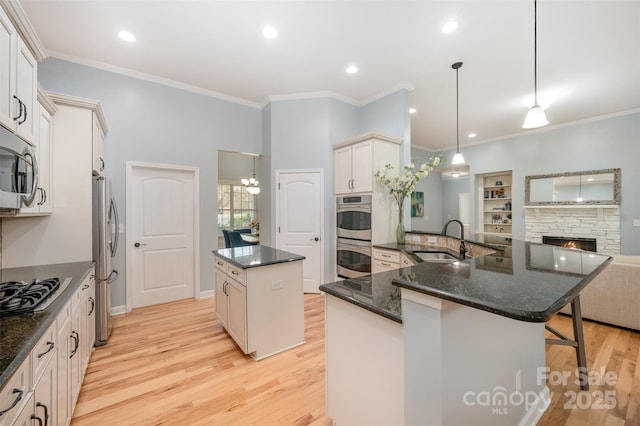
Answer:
[218,184,258,230]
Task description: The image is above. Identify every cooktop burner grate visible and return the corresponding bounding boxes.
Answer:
[0,277,60,317]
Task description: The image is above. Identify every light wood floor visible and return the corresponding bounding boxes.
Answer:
[71,295,639,425]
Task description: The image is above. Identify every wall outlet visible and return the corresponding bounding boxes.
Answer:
[634,219,640,227]
[271,280,283,290]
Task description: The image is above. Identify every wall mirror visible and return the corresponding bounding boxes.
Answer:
[525,168,621,206]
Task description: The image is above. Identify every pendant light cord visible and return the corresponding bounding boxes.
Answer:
[456,66,460,152]
[533,0,538,103]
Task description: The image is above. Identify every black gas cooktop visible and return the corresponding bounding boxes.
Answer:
[0,278,60,317]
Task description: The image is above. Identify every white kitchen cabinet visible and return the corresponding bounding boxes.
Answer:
[1,94,107,268]
[334,133,400,195]
[17,87,55,216]
[215,259,247,352]
[82,276,96,370]
[32,348,56,426]
[92,111,105,175]
[56,299,72,426]
[0,6,37,144]
[0,355,30,425]
[372,248,414,273]
[214,253,305,361]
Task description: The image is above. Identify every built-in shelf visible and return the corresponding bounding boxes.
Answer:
[479,171,513,241]
[523,205,620,209]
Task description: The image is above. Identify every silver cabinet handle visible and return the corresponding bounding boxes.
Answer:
[134,242,147,247]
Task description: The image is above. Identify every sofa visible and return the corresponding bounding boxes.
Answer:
[561,255,640,331]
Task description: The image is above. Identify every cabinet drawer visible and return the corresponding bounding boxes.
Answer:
[214,256,227,273]
[0,355,31,425]
[373,249,400,263]
[57,299,71,336]
[227,263,246,285]
[32,321,57,387]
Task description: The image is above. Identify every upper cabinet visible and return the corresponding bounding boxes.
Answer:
[18,86,56,215]
[334,133,401,195]
[92,111,106,175]
[0,4,46,145]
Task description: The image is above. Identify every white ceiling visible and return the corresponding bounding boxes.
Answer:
[20,0,640,151]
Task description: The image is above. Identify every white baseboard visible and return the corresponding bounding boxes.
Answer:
[111,305,127,316]
[199,290,214,299]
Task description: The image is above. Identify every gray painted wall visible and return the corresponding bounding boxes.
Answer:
[36,58,262,307]
[437,112,640,255]
[409,149,444,233]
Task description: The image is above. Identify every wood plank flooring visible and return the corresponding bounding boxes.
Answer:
[72,295,639,425]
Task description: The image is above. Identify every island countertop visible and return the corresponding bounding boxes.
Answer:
[320,240,611,323]
[214,245,305,269]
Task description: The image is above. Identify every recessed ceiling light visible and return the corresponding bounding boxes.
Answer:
[118,30,136,43]
[346,65,358,74]
[262,26,278,39]
[467,132,477,138]
[442,21,458,33]
[587,178,594,181]
[409,108,417,114]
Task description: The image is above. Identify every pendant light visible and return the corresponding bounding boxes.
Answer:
[522,0,549,129]
[451,61,465,165]
[241,156,260,195]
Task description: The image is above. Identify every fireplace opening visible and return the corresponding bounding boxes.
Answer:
[542,236,597,252]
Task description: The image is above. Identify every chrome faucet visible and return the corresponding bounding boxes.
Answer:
[441,218,468,259]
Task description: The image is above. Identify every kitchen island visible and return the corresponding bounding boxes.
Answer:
[320,240,611,426]
[213,245,305,361]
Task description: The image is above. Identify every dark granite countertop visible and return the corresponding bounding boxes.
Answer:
[0,262,94,389]
[320,240,611,323]
[214,245,305,269]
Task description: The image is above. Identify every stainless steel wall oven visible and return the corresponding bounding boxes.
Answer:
[336,237,372,279]
[336,194,373,279]
[336,195,372,240]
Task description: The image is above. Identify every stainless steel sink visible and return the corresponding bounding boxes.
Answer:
[415,252,460,263]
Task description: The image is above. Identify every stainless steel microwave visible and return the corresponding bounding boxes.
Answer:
[0,125,38,210]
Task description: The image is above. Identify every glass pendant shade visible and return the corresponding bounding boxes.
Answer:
[451,151,465,165]
[522,104,548,129]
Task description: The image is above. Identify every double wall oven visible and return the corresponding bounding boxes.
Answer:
[336,195,372,279]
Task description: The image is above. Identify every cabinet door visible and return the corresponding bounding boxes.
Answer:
[214,269,228,328]
[37,105,52,213]
[0,7,17,130]
[351,141,373,193]
[373,259,398,273]
[34,355,56,426]
[400,253,415,267]
[56,309,71,426]
[92,113,105,175]
[69,298,82,406]
[14,37,37,144]
[83,277,96,371]
[226,279,247,353]
[334,145,353,194]
[9,395,34,426]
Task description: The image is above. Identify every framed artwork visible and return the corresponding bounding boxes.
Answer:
[411,191,424,217]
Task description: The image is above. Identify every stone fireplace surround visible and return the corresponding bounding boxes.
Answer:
[525,206,620,255]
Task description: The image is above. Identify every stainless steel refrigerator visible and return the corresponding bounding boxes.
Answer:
[92,175,120,346]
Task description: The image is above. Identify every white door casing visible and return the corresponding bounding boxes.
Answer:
[276,170,324,293]
[126,162,200,310]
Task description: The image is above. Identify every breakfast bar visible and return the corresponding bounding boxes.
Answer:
[320,240,611,425]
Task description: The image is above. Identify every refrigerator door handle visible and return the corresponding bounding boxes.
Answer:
[106,269,119,284]
[109,197,120,257]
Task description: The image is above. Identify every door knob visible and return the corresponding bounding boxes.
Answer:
[134,242,147,247]
[310,237,319,242]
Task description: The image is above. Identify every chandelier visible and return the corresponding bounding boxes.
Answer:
[242,156,260,195]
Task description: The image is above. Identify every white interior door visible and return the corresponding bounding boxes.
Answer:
[276,170,323,293]
[127,163,199,309]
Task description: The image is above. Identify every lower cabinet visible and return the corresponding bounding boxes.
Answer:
[214,254,304,361]
[372,248,415,273]
[215,263,247,352]
[0,267,96,426]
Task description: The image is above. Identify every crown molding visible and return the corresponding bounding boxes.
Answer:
[0,0,47,61]
[47,91,108,134]
[333,131,402,149]
[47,50,262,110]
[37,83,57,115]
[360,82,415,106]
